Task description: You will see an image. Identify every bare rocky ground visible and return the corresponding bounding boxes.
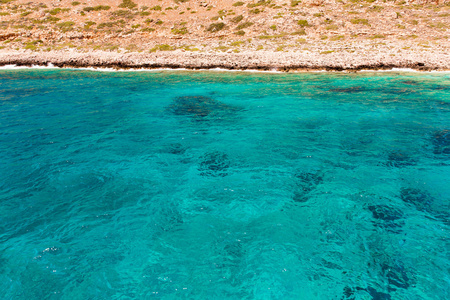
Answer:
[0,0,449,70]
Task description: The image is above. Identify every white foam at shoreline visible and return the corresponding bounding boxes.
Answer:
[0,64,449,74]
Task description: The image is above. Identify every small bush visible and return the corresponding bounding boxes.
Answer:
[231,15,243,23]
[84,21,96,29]
[249,8,261,14]
[235,30,245,36]
[291,0,301,6]
[350,18,369,25]
[83,6,110,12]
[172,27,188,34]
[111,10,135,19]
[49,8,61,15]
[150,5,162,11]
[247,0,269,8]
[231,41,244,46]
[71,1,80,6]
[149,44,173,52]
[140,11,150,16]
[141,27,155,32]
[270,25,276,30]
[291,29,306,35]
[98,22,116,29]
[119,0,137,9]
[236,21,253,30]
[233,1,245,6]
[297,19,309,27]
[329,35,344,41]
[206,22,225,32]
[368,34,385,39]
[56,21,75,32]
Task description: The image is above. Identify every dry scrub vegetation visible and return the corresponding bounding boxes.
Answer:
[0,0,448,54]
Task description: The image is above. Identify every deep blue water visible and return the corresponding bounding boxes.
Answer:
[0,69,449,299]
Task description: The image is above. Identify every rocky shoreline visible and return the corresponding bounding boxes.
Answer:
[1,49,449,72]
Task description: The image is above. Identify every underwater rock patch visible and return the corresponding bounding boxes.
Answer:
[368,205,403,233]
[400,187,433,212]
[401,80,419,85]
[328,86,370,93]
[382,262,413,291]
[385,151,416,168]
[161,143,187,155]
[198,151,229,177]
[292,171,323,202]
[341,286,391,300]
[368,205,403,222]
[167,95,239,118]
[432,129,450,155]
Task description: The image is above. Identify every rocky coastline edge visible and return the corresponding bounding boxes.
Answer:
[0,50,449,72]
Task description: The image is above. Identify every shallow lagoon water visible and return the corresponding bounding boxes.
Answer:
[0,69,449,299]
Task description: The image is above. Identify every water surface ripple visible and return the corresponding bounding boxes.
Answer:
[0,70,449,299]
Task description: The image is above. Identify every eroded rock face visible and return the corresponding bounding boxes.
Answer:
[167,95,238,119]
[198,151,229,177]
[432,129,450,155]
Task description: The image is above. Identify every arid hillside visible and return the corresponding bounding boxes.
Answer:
[0,0,448,60]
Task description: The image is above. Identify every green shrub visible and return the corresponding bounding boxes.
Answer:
[149,44,173,52]
[326,25,338,30]
[206,22,225,32]
[49,8,61,15]
[172,27,188,34]
[297,19,309,27]
[83,6,110,12]
[350,18,369,25]
[141,27,155,32]
[247,1,269,8]
[368,34,385,39]
[233,1,245,6]
[270,25,276,30]
[84,21,96,29]
[329,35,344,41]
[140,11,150,16]
[291,29,306,35]
[111,10,135,19]
[119,0,137,9]
[56,21,75,32]
[236,21,253,30]
[231,15,243,23]
[291,0,301,6]
[98,22,116,29]
[249,8,261,14]
[150,5,162,11]
[235,30,245,35]
[72,1,81,6]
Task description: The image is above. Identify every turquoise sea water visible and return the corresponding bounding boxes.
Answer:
[0,69,449,299]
